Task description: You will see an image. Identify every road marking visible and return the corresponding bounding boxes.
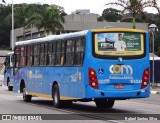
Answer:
[17,96,23,98]
[2,85,7,89]
[115,101,160,113]
[136,108,158,113]
[108,120,126,123]
[117,100,160,107]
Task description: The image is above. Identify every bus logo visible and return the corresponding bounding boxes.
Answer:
[109,65,133,74]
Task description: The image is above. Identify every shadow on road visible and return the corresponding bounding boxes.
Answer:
[16,99,144,120]
[23,99,137,114]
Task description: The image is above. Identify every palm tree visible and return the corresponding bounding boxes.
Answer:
[106,0,160,29]
[5,4,31,40]
[14,4,32,39]
[28,6,64,36]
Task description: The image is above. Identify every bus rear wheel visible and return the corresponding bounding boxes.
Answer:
[53,84,72,108]
[23,88,32,102]
[95,99,114,108]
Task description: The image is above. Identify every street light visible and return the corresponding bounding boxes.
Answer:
[11,0,14,51]
[149,24,158,88]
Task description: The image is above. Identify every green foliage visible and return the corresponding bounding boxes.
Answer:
[102,8,121,22]
[1,2,160,55]
[0,4,65,48]
[27,6,64,36]
[147,14,160,56]
[0,5,12,47]
[106,0,160,28]
[154,32,160,56]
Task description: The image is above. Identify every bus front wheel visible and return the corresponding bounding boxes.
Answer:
[7,78,13,91]
[95,99,114,108]
[8,84,13,91]
[23,88,32,102]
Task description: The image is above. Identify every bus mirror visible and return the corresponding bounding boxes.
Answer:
[11,55,14,62]
[12,54,16,67]
[4,61,6,66]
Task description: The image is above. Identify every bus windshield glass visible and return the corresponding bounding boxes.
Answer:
[94,32,145,57]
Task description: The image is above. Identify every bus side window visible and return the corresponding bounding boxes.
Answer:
[61,41,66,65]
[34,45,40,66]
[44,43,48,66]
[30,46,34,66]
[48,43,53,65]
[55,41,61,66]
[40,44,44,66]
[65,40,74,66]
[75,38,85,65]
[20,46,26,67]
[15,47,21,68]
[26,46,31,66]
[52,42,56,65]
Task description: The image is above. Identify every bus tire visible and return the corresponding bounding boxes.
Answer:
[23,88,32,102]
[7,78,13,91]
[53,84,62,108]
[95,99,114,108]
[8,85,13,91]
[52,84,72,108]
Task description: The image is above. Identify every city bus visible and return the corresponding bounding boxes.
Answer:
[4,52,14,91]
[13,28,150,108]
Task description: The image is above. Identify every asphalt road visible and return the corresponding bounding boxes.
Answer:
[0,86,160,123]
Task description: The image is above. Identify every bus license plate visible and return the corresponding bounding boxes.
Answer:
[114,84,125,89]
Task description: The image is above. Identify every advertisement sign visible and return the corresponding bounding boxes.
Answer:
[94,32,144,56]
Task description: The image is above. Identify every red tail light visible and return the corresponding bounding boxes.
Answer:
[88,68,98,89]
[141,68,149,89]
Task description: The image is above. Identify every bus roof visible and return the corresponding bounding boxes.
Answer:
[15,30,88,46]
[15,28,147,47]
[92,28,146,33]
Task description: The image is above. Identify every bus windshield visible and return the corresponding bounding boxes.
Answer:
[94,32,145,57]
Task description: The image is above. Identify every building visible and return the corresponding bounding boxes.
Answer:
[11,12,148,47]
[71,9,90,14]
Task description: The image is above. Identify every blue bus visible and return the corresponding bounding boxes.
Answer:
[4,52,14,91]
[13,28,150,108]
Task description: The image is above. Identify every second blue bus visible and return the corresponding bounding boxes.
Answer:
[4,52,14,91]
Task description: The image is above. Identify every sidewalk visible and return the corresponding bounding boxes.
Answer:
[150,86,160,94]
[0,74,3,86]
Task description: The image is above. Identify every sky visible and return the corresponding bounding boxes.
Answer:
[4,0,160,15]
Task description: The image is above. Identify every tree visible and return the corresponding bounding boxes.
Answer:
[14,4,32,39]
[28,6,64,36]
[151,14,160,56]
[5,4,32,40]
[0,5,12,48]
[106,0,159,28]
[102,8,121,22]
